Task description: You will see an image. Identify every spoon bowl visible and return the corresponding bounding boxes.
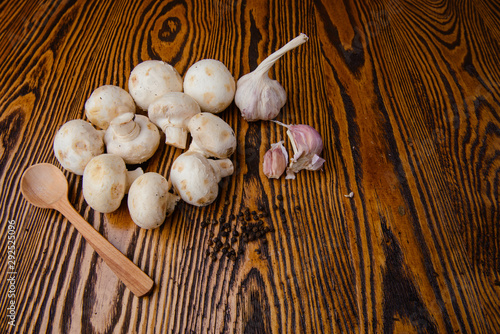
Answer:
[21,163,68,208]
[20,163,154,297]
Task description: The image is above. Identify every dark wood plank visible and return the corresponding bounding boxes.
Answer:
[0,0,499,333]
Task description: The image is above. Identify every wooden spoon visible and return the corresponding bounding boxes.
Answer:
[20,163,154,297]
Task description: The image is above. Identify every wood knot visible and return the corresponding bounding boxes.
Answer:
[158,17,181,42]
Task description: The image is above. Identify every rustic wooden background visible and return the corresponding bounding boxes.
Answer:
[1,0,499,333]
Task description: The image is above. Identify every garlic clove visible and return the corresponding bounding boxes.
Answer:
[235,33,308,122]
[274,121,325,179]
[263,141,288,179]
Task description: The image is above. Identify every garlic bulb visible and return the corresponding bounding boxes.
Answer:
[274,121,325,179]
[235,33,309,122]
[263,141,288,179]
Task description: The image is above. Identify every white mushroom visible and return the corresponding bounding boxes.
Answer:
[83,154,143,213]
[127,172,180,229]
[183,59,235,113]
[128,60,183,110]
[187,112,236,159]
[104,113,161,164]
[148,92,201,149]
[84,85,136,129]
[170,151,234,207]
[53,119,105,175]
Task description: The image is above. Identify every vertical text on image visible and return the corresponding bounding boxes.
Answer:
[6,220,16,327]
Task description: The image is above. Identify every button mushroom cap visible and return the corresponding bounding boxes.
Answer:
[170,151,234,207]
[127,172,180,229]
[84,85,136,129]
[128,60,183,110]
[148,92,201,149]
[187,112,236,159]
[53,119,105,175]
[83,154,129,213]
[183,59,235,113]
[104,113,161,164]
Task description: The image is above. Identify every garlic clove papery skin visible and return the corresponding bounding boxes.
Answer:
[235,33,308,122]
[285,124,326,179]
[263,141,288,179]
[287,124,324,157]
[274,121,325,179]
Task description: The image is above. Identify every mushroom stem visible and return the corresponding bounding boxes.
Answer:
[208,159,234,180]
[126,167,144,193]
[109,113,141,141]
[97,129,106,141]
[163,125,188,149]
[187,140,204,155]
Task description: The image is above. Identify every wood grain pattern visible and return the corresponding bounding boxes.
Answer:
[0,0,499,333]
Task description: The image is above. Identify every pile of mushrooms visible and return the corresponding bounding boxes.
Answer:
[53,59,237,230]
[53,34,326,231]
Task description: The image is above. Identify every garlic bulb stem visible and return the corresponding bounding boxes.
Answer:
[255,33,309,75]
[273,120,299,154]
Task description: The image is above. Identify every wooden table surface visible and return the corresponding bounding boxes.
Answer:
[1,0,499,333]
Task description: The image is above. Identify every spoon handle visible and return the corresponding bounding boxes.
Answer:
[54,199,154,297]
